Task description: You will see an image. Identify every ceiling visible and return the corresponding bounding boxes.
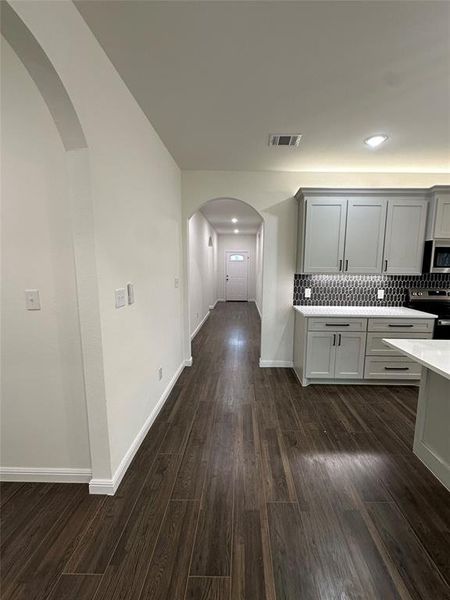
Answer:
[200,198,262,234]
[76,1,450,173]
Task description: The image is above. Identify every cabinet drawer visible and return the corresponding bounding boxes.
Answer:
[308,317,367,332]
[367,318,434,333]
[366,332,433,356]
[364,356,422,380]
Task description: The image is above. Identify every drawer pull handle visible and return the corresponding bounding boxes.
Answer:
[325,323,350,327]
[384,366,409,371]
[388,324,413,328]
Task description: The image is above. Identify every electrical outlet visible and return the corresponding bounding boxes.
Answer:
[158,367,163,381]
[115,288,127,309]
[25,289,41,310]
[127,282,135,305]
[377,289,385,300]
[305,288,311,299]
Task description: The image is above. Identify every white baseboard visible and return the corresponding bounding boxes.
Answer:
[191,310,210,340]
[89,359,186,495]
[255,302,262,319]
[217,298,225,302]
[0,467,92,483]
[184,356,193,367]
[259,359,294,368]
[209,298,220,310]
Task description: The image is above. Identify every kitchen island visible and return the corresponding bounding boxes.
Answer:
[383,339,450,490]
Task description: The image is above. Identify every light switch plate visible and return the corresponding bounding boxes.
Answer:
[25,289,41,310]
[304,288,312,299]
[127,282,135,305]
[377,289,385,300]
[115,288,127,309]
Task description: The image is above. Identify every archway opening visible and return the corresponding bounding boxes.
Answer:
[186,197,264,362]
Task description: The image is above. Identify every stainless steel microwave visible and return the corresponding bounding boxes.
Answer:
[423,240,450,273]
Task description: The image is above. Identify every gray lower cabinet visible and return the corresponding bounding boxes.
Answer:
[305,332,335,378]
[335,332,366,378]
[295,313,435,386]
[305,330,366,379]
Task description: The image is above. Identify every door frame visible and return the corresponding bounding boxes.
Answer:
[224,250,249,301]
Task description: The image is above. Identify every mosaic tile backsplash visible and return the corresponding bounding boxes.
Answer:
[293,273,450,306]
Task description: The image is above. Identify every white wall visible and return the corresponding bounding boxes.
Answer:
[255,224,264,316]
[217,234,257,301]
[10,1,185,481]
[1,39,90,471]
[182,170,450,366]
[189,212,218,337]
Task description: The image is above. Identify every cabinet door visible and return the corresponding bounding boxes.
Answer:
[305,332,335,378]
[383,199,427,275]
[303,199,347,273]
[434,193,450,238]
[334,332,366,379]
[344,198,387,273]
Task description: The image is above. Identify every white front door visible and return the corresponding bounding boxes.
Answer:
[225,251,248,301]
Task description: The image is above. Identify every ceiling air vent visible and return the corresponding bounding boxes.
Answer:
[268,133,302,147]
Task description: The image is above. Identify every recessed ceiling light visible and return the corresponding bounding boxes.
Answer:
[231,217,238,223]
[364,134,389,148]
[234,229,239,234]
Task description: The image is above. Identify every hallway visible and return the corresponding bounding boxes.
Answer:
[1,301,449,600]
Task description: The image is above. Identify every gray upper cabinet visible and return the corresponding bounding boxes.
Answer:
[344,198,387,274]
[383,199,428,275]
[296,188,431,275]
[434,194,450,238]
[303,198,347,273]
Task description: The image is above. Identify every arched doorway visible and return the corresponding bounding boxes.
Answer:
[185,198,264,363]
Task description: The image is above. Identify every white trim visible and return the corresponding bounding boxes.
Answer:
[89,360,186,495]
[259,359,294,368]
[254,302,262,319]
[209,298,219,310]
[216,298,225,303]
[0,467,92,483]
[191,310,210,340]
[184,356,193,367]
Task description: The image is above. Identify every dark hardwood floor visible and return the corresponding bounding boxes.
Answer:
[1,301,449,599]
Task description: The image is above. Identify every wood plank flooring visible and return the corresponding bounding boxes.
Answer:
[1,301,449,599]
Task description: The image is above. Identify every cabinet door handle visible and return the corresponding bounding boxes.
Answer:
[325,323,350,327]
[388,324,413,328]
[338,333,342,346]
[384,366,409,371]
[345,259,349,271]
[384,259,388,272]
[339,259,343,271]
[333,334,336,346]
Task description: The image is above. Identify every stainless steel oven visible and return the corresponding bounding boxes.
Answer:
[405,288,450,339]
[422,240,450,273]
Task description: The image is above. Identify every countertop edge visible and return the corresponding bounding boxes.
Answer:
[382,339,450,380]
[293,306,438,319]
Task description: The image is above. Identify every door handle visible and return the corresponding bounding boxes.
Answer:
[339,259,343,271]
[384,259,388,272]
[338,333,341,346]
[333,334,336,346]
[345,259,349,271]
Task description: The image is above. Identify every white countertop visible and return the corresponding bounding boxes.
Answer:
[293,305,437,319]
[382,339,450,380]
